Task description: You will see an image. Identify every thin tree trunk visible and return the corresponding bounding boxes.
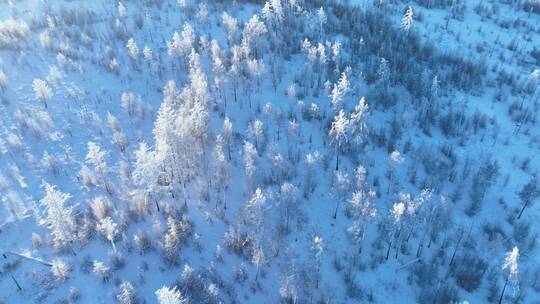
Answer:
[518,200,529,219]
[11,275,22,291]
[498,278,508,304]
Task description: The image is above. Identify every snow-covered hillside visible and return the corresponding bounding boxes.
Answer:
[1,0,539,303]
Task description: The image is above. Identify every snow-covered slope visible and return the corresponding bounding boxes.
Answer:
[1,0,539,303]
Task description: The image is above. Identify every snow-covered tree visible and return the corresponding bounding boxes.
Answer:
[97,217,118,252]
[40,182,76,249]
[51,258,70,281]
[121,91,135,117]
[349,97,369,148]
[93,261,110,282]
[117,281,136,304]
[387,150,404,194]
[143,46,152,62]
[32,79,53,108]
[401,6,414,31]
[330,72,350,113]
[86,142,111,194]
[384,201,406,260]
[245,188,268,232]
[331,42,342,75]
[252,244,266,281]
[222,116,233,160]
[332,170,351,219]
[311,236,324,288]
[212,135,230,209]
[126,38,138,61]
[244,141,258,190]
[500,247,519,304]
[317,7,327,37]
[155,286,185,304]
[242,14,267,58]
[247,119,265,150]
[304,151,321,197]
[329,110,350,171]
[118,1,126,17]
[279,182,300,233]
[222,12,239,46]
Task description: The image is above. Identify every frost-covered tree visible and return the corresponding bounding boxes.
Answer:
[222,116,233,160]
[332,171,350,219]
[143,46,152,62]
[304,151,320,197]
[126,38,138,61]
[330,72,350,113]
[387,150,404,194]
[242,14,267,58]
[32,79,53,108]
[222,12,239,46]
[93,261,110,282]
[252,244,266,282]
[167,23,195,64]
[247,119,265,151]
[349,97,369,148]
[51,258,70,281]
[97,217,118,252]
[121,91,135,117]
[118,1,126,17]
[132,142,161,209]
[117,281,136,304]
[279,182,300,233]
[244,141,258,190]
[317,7,327,38]
[155,286,185,304]
[331,42,341,75]
[401,6,414,31]
[42,150,59,175]
[86,142,111,194]
[40,182,76,249]
[210,40,226,107]
[329,110,349,171]
[385,201,405,260]
[500,247,519,304]
[245,188,268,235]
[311,236,324,288]
[212,135,230,209]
